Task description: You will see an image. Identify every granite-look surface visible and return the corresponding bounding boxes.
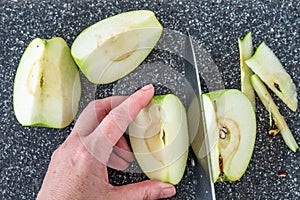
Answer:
[0,0,299,199]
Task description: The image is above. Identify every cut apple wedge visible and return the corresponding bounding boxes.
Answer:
[71,10,163,84]
[13,37,81,128]
[238,32,255,108]
[202,89,256,182]
[251,74,299,152]
[245,42,298,111]
[129,94,189,185]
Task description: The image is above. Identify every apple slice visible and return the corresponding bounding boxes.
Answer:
[71,10,163,84]
[202,89,256,181]
[188,95,220,182]
[13,37,81,128]
[238,32,255,108]
[251,74,299,152]
[245,42,298,111]
[129,94,189,185]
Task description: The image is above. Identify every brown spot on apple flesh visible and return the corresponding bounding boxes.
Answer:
[40,74,44,88]
[161,130,166,145]
[274,82,282,92]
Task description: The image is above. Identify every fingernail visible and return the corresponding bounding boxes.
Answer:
[140,84,153,91]
[160,186,176,198]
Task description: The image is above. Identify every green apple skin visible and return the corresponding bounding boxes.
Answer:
[251,74,298,152]
[13,37,81,128]
[201,89,256,182]
[71,10,163,84]
[129,94,189,185]
[238,32,255,109]
[245,42,298,112]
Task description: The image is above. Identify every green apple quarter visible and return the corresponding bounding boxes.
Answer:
[71,10,163,84]
[202,89,256,182]
[13,37,81,128]
[129,94,189,185]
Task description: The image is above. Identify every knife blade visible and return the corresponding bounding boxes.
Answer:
[184,32,216,200]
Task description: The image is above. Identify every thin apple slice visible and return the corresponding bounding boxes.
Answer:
[188,95,220,182]
[251,74,299,152]
[238,32,255,108]
[71,10,163,84]
[13,37,81,128]
[245,42,298,111]
[203,89,256,181]
[202,95,220,182]
[129,94,189,185]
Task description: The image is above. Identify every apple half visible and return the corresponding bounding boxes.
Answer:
[13,37,81,128]
[245,42,298,112]
[129,94,189,185]
[71,10,163,84]
[202,89,256,182]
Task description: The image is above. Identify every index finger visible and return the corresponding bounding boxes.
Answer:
[75,96,128,137]
[81,84,154,165]
[99,84,155,144]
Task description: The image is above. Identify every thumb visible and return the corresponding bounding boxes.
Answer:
[110,180,176,200]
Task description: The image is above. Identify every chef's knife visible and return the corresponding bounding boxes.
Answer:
[184,32,216,200]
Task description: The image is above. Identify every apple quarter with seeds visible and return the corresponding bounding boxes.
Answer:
[71,10,163,84]
[202,89,256,182]
[129,94,189,185]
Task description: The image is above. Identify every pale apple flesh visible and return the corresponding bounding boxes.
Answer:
[202,89,256,182]
[251,74,299,152]
[238,32,255,108]
[13,37,81,128]
[245,42,298,112]
[129,94,189,185]
[71,10,163,84]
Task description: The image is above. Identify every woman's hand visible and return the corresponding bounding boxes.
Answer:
[36,84,176,200]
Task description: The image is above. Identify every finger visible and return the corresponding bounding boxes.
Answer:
[114,136,134,162]
[107,152,129,171]
[95,84,154,145]
[74,96,128,137]
[110,180,176,200]
[82,84,154,165]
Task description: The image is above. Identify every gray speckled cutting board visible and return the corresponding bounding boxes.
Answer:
[0,0,299,199]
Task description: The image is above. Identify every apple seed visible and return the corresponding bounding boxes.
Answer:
[219,126,228,139]
[276,171,287,177]
[273,82,282,93]
[218,155,225,181]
